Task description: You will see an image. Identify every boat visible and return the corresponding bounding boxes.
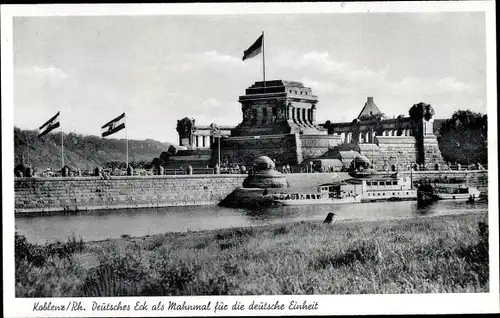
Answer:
[417,183,481,202]
[271,181,362,206]
[346,170,417,202]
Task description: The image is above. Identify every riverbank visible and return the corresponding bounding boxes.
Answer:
[15,212,488,296]
[14,170,488,213]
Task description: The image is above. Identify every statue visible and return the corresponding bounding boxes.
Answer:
[176,117,196,139]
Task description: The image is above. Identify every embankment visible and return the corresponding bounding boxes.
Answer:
[14,175,246,214]
[14,170,488,213]
[15,213,489,296]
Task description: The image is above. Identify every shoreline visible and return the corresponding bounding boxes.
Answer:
[15,212,489,296]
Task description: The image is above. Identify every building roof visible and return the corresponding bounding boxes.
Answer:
[358,97,382,119]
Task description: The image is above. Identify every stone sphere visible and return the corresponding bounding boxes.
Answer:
[253,156,275,171]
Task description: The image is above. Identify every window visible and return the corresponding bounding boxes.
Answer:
[393,192,395,195]
[383,193,385,196]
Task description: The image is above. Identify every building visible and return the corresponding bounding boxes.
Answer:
[321,98,446,170]
[169,83,446,171]
[220,80,342,166]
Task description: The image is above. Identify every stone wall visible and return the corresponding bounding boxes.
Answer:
[221,134,300,166]
[370,136,418,171]
[15,175,246,214]
[299,134,343,162]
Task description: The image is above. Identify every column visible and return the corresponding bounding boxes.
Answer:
[202,136,206,148]
[196,135,199,147]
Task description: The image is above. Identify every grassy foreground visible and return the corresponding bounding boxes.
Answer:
[15,213,489,296]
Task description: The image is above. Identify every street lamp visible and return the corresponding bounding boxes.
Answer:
[211,123,221,172]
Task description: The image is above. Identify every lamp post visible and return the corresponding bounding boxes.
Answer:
[211,123,221,172]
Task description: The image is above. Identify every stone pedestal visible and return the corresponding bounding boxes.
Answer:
[242,156,288,188]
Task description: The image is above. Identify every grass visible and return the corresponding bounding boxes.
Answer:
[15,213,489,297]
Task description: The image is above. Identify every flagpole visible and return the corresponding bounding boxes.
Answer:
[262,31,266,90]
[61,123,64,168]
[125,113,129,171]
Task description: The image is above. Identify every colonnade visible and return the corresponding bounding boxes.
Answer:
[286,104,316,126]
[334,128,414,144]
[194,135,210,148]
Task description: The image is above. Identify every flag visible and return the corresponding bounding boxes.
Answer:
[101,113,126,137]
[38,111,60,138]
[242,34,263,61]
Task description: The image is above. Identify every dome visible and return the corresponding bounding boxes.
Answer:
[253,156,275,171]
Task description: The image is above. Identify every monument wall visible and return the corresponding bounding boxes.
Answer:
[14,175,246,214]
[221,134,300,166]
[299,134,343,161]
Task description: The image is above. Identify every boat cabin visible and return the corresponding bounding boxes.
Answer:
[317,181,363,198]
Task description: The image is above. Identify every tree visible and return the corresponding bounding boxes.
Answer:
[437,110,487,164]
[409,102,435,121]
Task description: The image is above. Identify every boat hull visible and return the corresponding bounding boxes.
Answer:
[274,196,361,206]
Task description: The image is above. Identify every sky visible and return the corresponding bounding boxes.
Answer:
[13,12,487,144]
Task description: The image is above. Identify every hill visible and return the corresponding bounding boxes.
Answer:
[14,127,173,171]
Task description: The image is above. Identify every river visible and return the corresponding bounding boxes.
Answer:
[15,200,488,244]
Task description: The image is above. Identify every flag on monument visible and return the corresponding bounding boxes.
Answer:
[242,34,263,61]
[101,113,126,137]
[38,111,60,138]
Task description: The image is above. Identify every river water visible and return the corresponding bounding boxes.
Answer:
[16,200,488,244]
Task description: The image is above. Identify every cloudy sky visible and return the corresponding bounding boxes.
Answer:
[13,12,486,143]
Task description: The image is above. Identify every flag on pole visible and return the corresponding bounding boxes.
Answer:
[101,113,126,137]
[38,111,60,138]
[242,34,263,61]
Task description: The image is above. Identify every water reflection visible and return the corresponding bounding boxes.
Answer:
[16,200,487,244]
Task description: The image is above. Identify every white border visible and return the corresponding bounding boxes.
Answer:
[2,2,499,317]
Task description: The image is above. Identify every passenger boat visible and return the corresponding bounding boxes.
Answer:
[418,183,481,202]
[346,171,417,202]
[271,181,362,206]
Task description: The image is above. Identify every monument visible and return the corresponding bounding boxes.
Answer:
[322,99,446,170]
[220,80,342,166]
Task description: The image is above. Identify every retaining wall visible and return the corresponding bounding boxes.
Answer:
[14,170,489,214]
[15,175,246,214]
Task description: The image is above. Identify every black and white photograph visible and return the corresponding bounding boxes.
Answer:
[2,2,499,317]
